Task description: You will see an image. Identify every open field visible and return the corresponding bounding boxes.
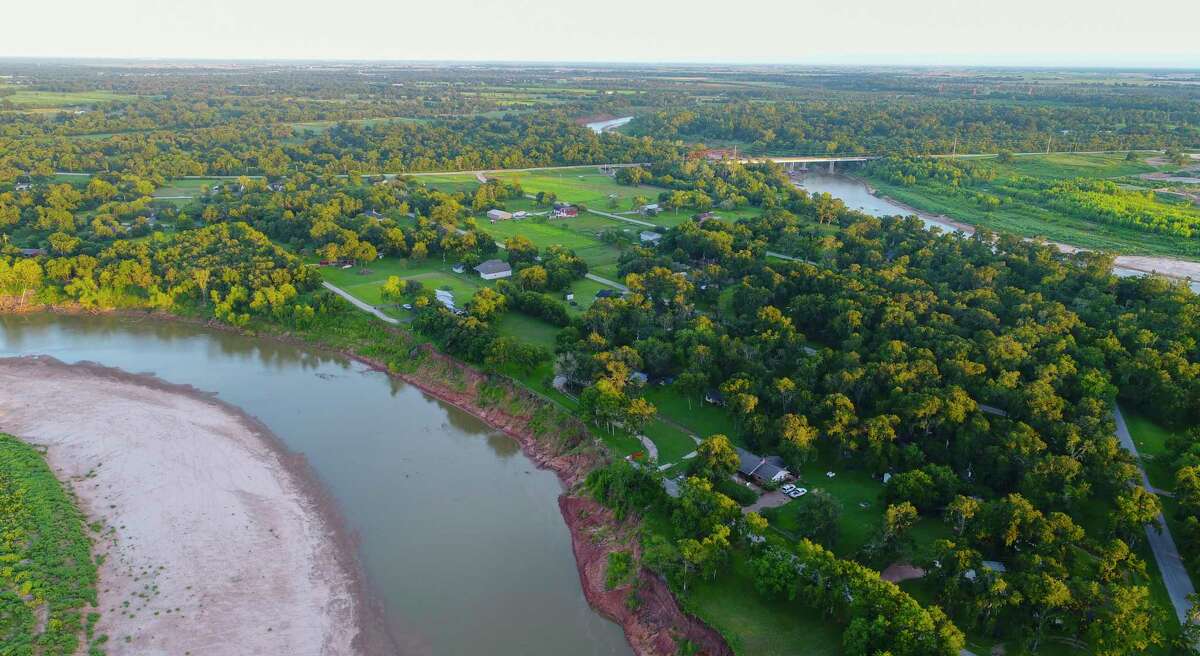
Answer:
[0,357,361,656]
[862,153,1200,259]
[0,85,138,107]
[153,177,224,198]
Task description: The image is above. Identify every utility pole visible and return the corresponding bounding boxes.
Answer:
[1046,135,1052,154]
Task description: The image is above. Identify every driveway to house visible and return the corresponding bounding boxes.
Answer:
[321,281,399,325]
[744,490,790,514]
[1114,404,1197,625]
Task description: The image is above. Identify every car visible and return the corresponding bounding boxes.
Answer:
[401,303,413,310]
[780,484,796,494]
[791,487,808,498]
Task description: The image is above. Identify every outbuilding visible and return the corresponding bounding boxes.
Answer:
[639,231,663,245]
[486,209,513,221]
[474,259,513,280]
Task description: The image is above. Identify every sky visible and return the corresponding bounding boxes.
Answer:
[5,0,1199,67]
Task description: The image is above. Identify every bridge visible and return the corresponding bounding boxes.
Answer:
[736,155,880,173]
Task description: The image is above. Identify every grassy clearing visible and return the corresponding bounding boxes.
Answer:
[491,169,667,209]
[1125,411,1177,490]
[0,433,103,655]
[861,153,1200,258]
[153,178,223,198]
[762,461,886,558]
[0,85,137,107]
[643,385,739,440]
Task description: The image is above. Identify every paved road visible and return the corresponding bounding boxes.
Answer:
[321,281,399,325]
[585,272,628,291]
[1113,404,1197,625]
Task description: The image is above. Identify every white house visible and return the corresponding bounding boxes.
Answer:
[474,259,513,280]
[639,231,663,245]
[486,209,513,221]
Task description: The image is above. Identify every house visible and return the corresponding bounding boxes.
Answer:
[639,231,663,245]
[452,263,466,274]
[486,209,513,221]
[14,183,32,192]
[549,202,578,218]
[595,288,621,299]
[565,292,575,302]
[963,560,1008,582]
[693,211,716,223]
[629,371,649,386]
[435,289,456,311]
[18,248,46,257]
[268,182,286,193]
[735,447,792,485]
[474,259,513,280]
[639,203,661,216]
[704,389,726,406]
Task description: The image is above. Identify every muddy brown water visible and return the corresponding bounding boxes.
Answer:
[0,313,630,656]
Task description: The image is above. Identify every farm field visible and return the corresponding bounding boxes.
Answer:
[861,153,1200,259]
[0,85,138,107]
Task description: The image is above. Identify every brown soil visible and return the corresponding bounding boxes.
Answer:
[560,497,733,656]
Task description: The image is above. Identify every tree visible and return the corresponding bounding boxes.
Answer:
[381,275,405,301]
[1110,486,1162,544]
[778,413,817,468]
[944,495,980,536]
[694,434,740,481]
[792,489,841,547]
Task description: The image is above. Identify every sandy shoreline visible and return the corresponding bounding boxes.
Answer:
[0,356,382,656]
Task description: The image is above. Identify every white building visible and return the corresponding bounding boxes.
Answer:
[486,209,513,221]
[474,259,513,280]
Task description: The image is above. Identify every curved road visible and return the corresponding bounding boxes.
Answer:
[1114,404,1197,626]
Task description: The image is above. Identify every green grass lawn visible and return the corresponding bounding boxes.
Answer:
[495,312,560,348]
[1124,410,1177,490]
[154,178,224,197]
[687,555,843,656]
[762,461,886,559]
[491,169,667,209]
[643,385,739,440]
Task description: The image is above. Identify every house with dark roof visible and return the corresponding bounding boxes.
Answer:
[735,447,791,485]
[18,248,46,257]
[474,259,513,280]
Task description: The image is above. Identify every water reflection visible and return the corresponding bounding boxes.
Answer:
[0,314,630,656]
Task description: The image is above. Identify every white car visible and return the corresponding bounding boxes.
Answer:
[787,487,808,499]
[780,484,796,494]
[402,304,413,310]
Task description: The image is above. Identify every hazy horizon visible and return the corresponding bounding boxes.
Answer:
[6,0,1198,68]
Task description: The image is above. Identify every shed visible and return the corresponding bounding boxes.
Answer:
[639,231,663,244]
[486,209,513,221]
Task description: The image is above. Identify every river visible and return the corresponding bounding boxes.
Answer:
[0,313,630,656]
[585,116,633,133]
[795,171,1200,293]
